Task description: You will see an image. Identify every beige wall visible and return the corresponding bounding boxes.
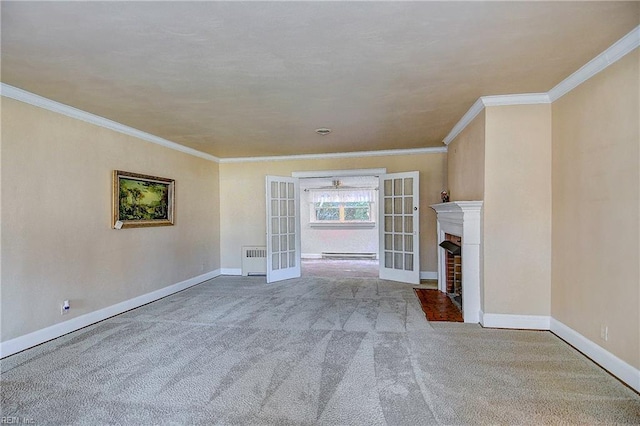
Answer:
[552,50,639,368]
[484,104,552,316]
[219,153,446,272]
[446,109,486,309]
[447,109,485,201]
[1,98,221,341]
[446,104,552,317]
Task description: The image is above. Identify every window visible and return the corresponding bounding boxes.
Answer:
[309,188,376,227]
[315,201,371,222]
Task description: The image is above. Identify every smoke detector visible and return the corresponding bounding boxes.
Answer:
[315,128,332,136]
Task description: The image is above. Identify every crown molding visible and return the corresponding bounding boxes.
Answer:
[444,24,639,145]
[218,146,447,164]
[480,93,550,107]
[1,83,221,163]
[442,97,485,146]
[548,25,640,102]
[292,168,386,178]
[443,93,550,145]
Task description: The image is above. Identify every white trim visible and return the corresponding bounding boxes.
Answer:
[0,269,221,359]
[479,312,551,330]
[443,94,550,145]
[220,268,242,276]
[1,83,220,163]
[301,253,323,259]
[444,25,640,145]
[293,168,387,178]
[303,253,381,260]
[303,253,384,260]
[481,93,551,107]
[420,271,438,280]
[442,97,485,146]
[549,25,640,102]
[220,147,447,164]
[551,318,640,393]
[431,201,483,324]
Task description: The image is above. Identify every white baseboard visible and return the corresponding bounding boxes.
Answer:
[420,271,438,280]
[220,268,242,276]
[302,253,380,260]
[477,313,639,392]
[301,253,323,259]
[480,311,551,330]
[550,318,640,393]
[0,269,221,359]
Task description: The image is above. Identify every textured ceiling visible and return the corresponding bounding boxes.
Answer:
[2,2,638,158]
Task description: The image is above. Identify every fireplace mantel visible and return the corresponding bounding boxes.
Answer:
[431,201,483,323]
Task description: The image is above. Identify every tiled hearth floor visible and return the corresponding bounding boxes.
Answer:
[414,289,464,322]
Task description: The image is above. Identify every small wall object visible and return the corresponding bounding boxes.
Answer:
[440,190,450,203]
[113,170,175,228]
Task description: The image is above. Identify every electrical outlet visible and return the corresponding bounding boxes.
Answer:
[61,300,70,315]
[600,325,608,341]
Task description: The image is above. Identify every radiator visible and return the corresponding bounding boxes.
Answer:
[321,252,377,260]
[241,246,267,276]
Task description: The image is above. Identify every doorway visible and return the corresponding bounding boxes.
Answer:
[268,168,420,285]
[299,175,379,278]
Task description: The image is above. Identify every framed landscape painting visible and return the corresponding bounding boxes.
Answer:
[113,170,175,228]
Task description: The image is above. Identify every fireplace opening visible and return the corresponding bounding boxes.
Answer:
[440,234,462,310]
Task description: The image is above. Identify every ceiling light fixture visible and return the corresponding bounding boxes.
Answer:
[315,128,332,136]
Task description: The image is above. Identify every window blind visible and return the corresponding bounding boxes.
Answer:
[309,188,376,204]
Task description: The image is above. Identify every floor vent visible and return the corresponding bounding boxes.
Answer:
[321,252,377,260]
[241,246,267,276]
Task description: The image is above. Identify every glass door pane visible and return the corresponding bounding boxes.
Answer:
[266,176,301,283]
[379,172,419,284]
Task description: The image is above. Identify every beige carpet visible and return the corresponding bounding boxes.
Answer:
[301,258,380,278]
[2,274,639,425]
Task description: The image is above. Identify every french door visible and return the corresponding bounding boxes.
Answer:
[379,172,420,284]
[266,176,301,283]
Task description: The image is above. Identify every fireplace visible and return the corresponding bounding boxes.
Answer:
[431,201,482,323]
[440,234,462,308]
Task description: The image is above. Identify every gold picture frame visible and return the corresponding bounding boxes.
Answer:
[112,170,175,229]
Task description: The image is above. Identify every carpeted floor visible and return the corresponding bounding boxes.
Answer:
[301,258,380,278]
[2,275,639,425]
